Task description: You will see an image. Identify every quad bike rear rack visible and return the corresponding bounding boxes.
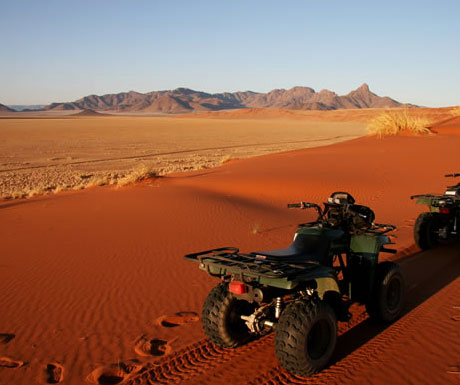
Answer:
[184,247,319,279]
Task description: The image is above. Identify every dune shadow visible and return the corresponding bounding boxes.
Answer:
[331,240,460,364]
[168,169,220,178]
[0,200,36,210]
[0,193,70,210]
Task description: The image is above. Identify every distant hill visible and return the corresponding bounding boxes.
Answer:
[0,103,16,112]
[44,84,413,113]
[72,109,108,117]
[7,105,45,111]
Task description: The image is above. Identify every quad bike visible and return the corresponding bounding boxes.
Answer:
[411,173,460,250]
[184,192,405,377]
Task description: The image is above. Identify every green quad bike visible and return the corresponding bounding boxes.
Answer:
[184,192,405,377]
[411,173,460,250]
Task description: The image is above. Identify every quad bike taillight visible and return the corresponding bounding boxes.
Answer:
[229,281,248,294]
[439,207,450,214]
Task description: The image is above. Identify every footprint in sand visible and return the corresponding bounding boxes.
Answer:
[453,306,460,321]
[156,311,199,328]
[45,363,64,384]
[88,360,142,385]
[0,356,24,369]
[447,365,460,375]
[0,333,15,344]
[134,335,174,357]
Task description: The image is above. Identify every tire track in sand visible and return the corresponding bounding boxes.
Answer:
[122,307,368,385]
[124,336,273,385]
[124,244,460,385]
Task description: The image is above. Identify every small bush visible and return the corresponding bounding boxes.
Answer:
[367,109,431,137]
[450,106,460,116]
[220,154,232,164]
[116,165,157,187]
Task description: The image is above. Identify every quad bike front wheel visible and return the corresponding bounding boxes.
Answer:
[366,262,405,323]
[414,212,440,250]
[201,282,256,348]
[275,297,337,377]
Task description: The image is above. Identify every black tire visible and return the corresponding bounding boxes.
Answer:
[275,298,337,377]
[366,262,405,323]
[414,212,439,250]
[201,282,255,348]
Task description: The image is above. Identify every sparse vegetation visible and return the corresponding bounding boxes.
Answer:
[1,164,159,200]
[251,224,261,234]
[450,106,460,117]
[220,155,233,164]
[116,165,157,187]
[367,109,432,137]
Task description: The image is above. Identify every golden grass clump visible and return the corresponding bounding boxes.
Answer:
[367,109,432,138]
[450,106,460,116]
[116,165,157,187]
[220,154,233,164]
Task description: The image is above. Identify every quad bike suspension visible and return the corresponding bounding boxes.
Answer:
[241,297,283,334]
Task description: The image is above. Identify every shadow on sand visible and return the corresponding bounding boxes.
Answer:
[331,240,460,364]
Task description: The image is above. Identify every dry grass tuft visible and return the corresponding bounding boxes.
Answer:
[367,109,432,138]
[220,155,233,164]
[450,106,460,117]
[251,224,261,234]
[116,165,157,187]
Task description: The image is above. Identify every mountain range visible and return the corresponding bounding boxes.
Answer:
[41,84,410,113]
[0,103,16,112]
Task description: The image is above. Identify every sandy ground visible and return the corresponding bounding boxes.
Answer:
[0,112,366,199]
[0,112,459,385]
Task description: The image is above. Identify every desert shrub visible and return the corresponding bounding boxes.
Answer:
[450,106,460,116]
[367,109,431,137]
[220,154,232,164]
[116,165,157,187]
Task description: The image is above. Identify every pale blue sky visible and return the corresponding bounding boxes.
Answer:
[1,0,459,106]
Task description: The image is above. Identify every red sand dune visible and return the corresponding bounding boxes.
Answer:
[0,118,460,385]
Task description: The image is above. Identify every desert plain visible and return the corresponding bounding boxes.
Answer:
[0,108,459,385]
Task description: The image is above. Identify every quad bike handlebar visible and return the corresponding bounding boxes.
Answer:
[287,201,320,209]
[410,194,435,199]
[288,201,324,218]
[287,200,396,235]
[287,201,361,218]
[445,173,460,178]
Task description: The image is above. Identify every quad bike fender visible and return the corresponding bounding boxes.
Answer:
[350,234,394,260]
[414,196,432,208]
[315,276,341,299]
[297,266,341,299]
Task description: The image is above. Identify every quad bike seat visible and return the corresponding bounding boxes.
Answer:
[252,229,345,266]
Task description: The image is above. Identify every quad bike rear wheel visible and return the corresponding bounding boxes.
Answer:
[366,262,405,323]
[275,297,337,377]
[202,282,256,348]
[414,212,440,250]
